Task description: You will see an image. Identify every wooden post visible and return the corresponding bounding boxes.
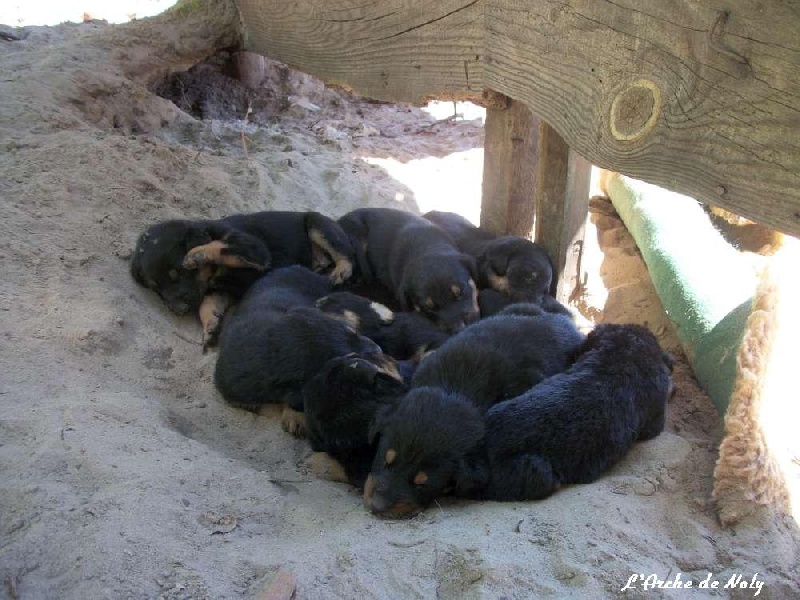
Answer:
[480,98,538,237]
[481,96,591,303]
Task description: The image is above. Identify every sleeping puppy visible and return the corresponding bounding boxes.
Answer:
[364,310,586,517]
[315,291,450,360]
[130,210,355,342]
[338,208,479,333]
[363,388,488,518]
[213,267,380,436]
[484,324,674,500]
[409,309,586,413]
[303,353,409,487]
[424,210,553,302]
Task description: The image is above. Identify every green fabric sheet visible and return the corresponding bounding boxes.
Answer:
[604,175,758,414]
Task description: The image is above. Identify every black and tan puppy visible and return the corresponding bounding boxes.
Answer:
[303,353,409,487]
[130,210,355,342]
[213,266,380,435]
[484,324,674,500]
[364,310,586,517]
[424,210,553,302]
[338,207,479,333]
[315,291,450,360]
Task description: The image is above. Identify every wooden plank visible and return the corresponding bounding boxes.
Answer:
[236,0,800,237]
[236,0,485,104]
[535,145,592,304]
[480,98,538,237]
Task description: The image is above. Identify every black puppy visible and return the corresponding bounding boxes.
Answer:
[424,210,553,302]
[315,291,450,360]
[213,266,380,435]
[484,324,674,500]
[364,310,586,517]
[131,210,355,342]
[338,207,479,333]
[303,353,410,487]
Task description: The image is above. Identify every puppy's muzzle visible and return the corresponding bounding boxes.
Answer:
[363,474,422,519]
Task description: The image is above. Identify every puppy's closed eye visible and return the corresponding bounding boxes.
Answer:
[168,269,179,282]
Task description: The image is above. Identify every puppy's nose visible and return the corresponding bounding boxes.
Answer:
[370,492,392,514]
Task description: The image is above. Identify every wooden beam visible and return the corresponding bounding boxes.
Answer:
[481,98,590,302]
[480,98,537,237]
[533,136,592,304]
[236,0,800,237]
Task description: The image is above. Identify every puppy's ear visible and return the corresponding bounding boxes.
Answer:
[399,281,417,312]
[367,403,396,444]
[459,253,478,280]
[481,246,509,276]
[184,225,216,250]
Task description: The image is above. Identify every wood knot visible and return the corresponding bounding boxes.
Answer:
[609,79,662,142]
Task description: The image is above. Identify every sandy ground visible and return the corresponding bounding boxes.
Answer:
[1,13,799,600]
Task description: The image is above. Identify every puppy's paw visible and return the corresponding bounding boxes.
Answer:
[329,258,354,285]
[280,406,307,438]
[183,241,267,271]
[202,311,224,352]
[183,241,225,269]
[300,452,349,483]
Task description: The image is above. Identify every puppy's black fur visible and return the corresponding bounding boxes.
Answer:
[214,267,379,413]
[130,210,354,315]
[315,291,450,360]
[338,208,479,333]
[424,210,554,302]
[410,311,586,412]
[478,289,574,319]
[484,324,674,501]
[364,311,586,517]
[303,353,409,486]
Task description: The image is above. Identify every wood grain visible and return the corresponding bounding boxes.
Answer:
[237,0,800,237]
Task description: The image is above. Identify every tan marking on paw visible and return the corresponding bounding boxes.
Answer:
[309,228,353,284]
[303,452,348,483]
[385,448,397,465]
[280,405,307,438]
[363,474,376,507]
[198,293,231,350]
[373,354,403,382]
[184,241,266,270]
[342,310,361,331]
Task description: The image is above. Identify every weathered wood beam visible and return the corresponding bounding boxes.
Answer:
[533,138,591,304]
[480,98,537,237]
[481,97,590,302]
[236,0,800,237]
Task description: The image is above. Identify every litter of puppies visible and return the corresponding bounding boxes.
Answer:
[132,207,674,518]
